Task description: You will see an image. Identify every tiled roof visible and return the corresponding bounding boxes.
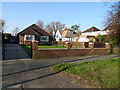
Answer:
[18,24,51,36]
[103,26,112,31]
[83,26,101,32]
[60,30,79,38]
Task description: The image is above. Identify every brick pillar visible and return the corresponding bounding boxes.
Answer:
[32,41,38,59]
[105,43,110,48]
[65,42,72,49]
[32,42,38,50]
[89,42,94,48]
[105,43,112,54]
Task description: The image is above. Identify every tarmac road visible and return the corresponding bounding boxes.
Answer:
[2,54,118,88]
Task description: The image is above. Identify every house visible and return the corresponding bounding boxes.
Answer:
[78,35,98,42]
[81,26,108,36]
[54,27,79,42]
[18,24,52,45]
[78,26,109,42]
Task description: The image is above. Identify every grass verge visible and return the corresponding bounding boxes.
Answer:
[51,58,119,88]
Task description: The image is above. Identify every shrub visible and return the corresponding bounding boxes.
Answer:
[89,38,94,42]
[39,42,52,46]
[97,35,104,42]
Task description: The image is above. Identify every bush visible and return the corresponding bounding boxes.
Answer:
[39,42,52,46]
[97,35,104,42]
[89,38,94,42]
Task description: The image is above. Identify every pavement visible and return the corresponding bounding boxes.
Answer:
[1,54,118,89]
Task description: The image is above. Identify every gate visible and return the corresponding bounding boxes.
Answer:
[3,44,30,60]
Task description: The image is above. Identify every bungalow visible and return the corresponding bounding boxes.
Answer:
[78,26,109,42]
[81,26,108,36]
[54,27,79,42]
[18,24,52,45]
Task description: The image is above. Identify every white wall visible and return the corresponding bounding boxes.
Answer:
[81,31,108,36]
[78,37,89,42]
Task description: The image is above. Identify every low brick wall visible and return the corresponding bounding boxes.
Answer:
[71,42,89,48]
[57,41,89,48]
[33,48,109,59]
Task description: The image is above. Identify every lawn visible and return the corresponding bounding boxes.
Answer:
[51,58,119,88]
[20,44,66,55]
[38,45,66,49]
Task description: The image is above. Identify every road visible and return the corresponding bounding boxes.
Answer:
[2,54,118,89]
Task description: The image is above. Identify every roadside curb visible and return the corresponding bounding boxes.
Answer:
[1,58,32,63]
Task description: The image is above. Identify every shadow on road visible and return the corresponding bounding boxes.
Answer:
[2,66,71,89]
[2,54,118,89]
[1,54,117,77]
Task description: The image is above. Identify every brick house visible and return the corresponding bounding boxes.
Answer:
[18,24,52,45]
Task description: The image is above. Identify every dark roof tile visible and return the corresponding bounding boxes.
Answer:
[18,24,51,36]
[83,26,101,32]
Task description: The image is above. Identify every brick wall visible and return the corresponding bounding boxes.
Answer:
[33,48,109,59]
[57,41,89,48]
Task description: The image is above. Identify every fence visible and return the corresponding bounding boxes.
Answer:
[32,42,111,59]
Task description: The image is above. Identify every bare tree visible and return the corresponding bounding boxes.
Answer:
[36,20,44,29]
[0,19,6,33]
[45,24,52,33]
[12,27,20,36]
[104,1,120,46]
[45,21,65,33]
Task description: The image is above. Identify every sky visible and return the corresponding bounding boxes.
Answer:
[1,2,112,33]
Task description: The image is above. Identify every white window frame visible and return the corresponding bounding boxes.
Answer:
[40,36,49,41]
[24,34,35,41]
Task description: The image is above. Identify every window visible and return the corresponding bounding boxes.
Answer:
[24,35,35,41]
[59,38,62,41]
[41,36,49,41]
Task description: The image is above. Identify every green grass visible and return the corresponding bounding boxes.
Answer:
[52,58,119,88]
[20,44,31,57]
[38,45,66,49]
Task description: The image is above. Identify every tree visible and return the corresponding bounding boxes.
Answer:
[71,24,80,31]
[76,30,82,35]
[45,21,65,33]
[104,2,120,46]
[36,20,44,29]
[0,19,6,33]
[97,35,104,42]
[12,27,20,36]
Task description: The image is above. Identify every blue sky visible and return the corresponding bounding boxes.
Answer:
[2,2,111,33]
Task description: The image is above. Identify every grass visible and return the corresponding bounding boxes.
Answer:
[38,45,66,49]
[51,58,119,88]
[20,44,66,56]
[20,44,31,57]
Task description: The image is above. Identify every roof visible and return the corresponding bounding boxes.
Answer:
[103,26,112,31]
[60,30,79,38]
[83,26,101,32]
[18,24,51,36]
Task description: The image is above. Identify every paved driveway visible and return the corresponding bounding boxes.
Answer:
[2,54,118,89]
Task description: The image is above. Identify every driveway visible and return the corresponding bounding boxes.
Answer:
[2,54,118,89]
